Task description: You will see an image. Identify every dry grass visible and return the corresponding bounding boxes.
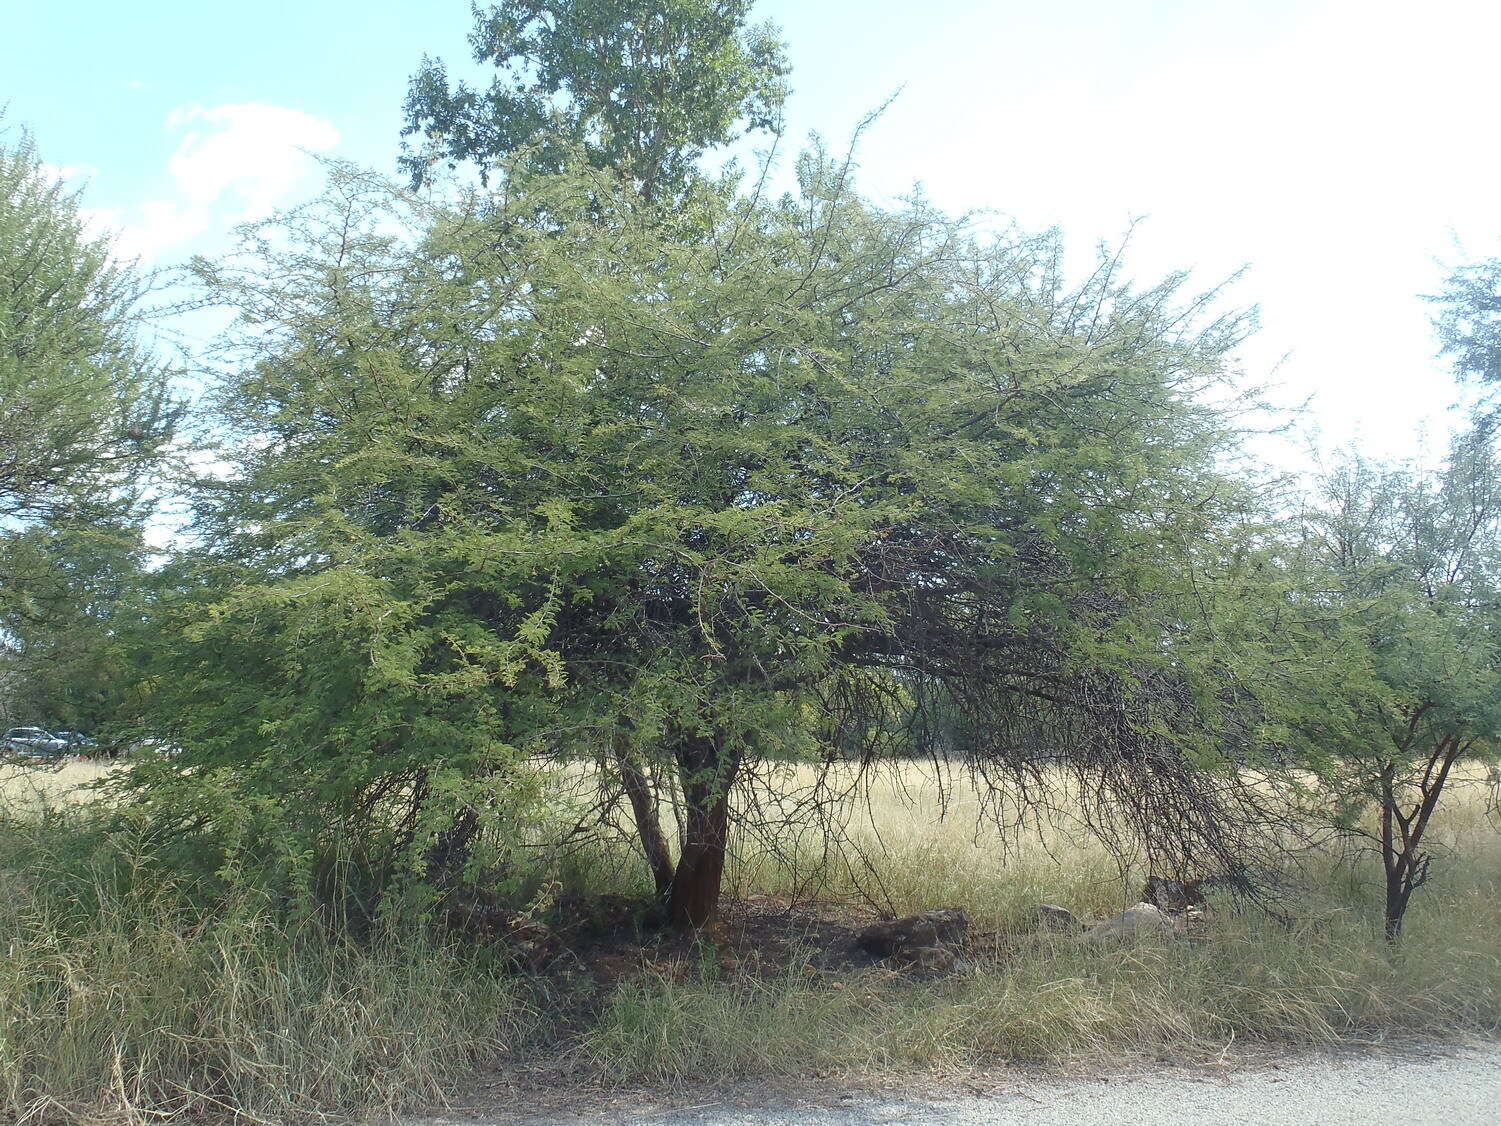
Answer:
[0,759,117,810]
[0,758,1497,1120]
[724,761,1136,926]
[0,768,541,1125]
[580,909,1501,1084]
[565,758,1501,1083]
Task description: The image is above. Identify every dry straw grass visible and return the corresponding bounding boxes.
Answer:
[0,764,540,1125]
[0,759,1497,1121]
[574,760,1501,1083]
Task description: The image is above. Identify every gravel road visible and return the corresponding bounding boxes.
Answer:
[448,1042,1501,1125]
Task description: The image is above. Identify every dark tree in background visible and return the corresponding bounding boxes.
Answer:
[0,524,149,732]
[401,0,790,199]
[0,129,176,726]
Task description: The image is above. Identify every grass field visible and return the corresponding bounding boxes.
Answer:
[0,759,1497,1123]
[0,759,116,807]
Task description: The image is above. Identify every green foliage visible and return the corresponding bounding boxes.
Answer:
[0,129,176,537]
[137,147,1304,920]
[1293,434,1501,936]
[1432,253,1501,420]
[1303,438,1501,760]
[0,522,149,731]
[401,0,790,197]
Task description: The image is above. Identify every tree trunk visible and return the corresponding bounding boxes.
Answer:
[1383,876,1409,943]
[667,730,739,930]
[1377,735,1464,943]
[1378,760,1404,943]
[614,728,677,901]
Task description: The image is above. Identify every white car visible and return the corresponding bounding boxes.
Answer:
[3,727,68,758]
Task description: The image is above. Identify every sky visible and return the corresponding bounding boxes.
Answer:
[8,0,1500,467]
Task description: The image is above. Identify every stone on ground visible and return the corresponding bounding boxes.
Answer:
[1085,902,1184,942]
[857,907,969,961]
[1038,903,1083,933]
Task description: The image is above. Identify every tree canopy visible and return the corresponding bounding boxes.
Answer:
[0,132,176,536]
[137,149,1309,925]
[0,130,176,722]
[401,0,790,198]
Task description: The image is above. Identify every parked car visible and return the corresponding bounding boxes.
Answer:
[3,727,68,759]
[51,731,97,751]
[125,736,184,759]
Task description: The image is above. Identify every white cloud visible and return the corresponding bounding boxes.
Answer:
[41,160,100,184]
[106,102,340,261]
[837,0,1501,465]
[165,103,339,218]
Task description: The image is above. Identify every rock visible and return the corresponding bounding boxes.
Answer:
[857,907,969,958]
[1038,903,1083,933]
[1141,875,1205,914]
[1085,902,1184,942]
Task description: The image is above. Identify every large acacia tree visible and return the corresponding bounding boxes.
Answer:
[144,151,1298,927]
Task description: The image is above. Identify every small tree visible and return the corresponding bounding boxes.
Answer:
[400,0,790,198]
[1297,437,1501,941]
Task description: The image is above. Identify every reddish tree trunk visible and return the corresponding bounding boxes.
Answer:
[667,731,738,930]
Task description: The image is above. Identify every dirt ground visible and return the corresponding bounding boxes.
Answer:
[419,1040,1501,1126]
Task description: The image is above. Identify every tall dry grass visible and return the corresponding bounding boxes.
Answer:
[0,757,1497,1119]
[0,766,541,1125]
[565,758,1501,1082]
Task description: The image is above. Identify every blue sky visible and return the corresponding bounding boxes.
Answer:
[9,0,1500,465]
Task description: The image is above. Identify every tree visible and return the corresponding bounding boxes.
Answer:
[400,0,790,198]
[0,128,177,734]
[142,152,1302,929]
[1432,253,1501,436]
[1296,437,1501,941]
[0,523,150,733]
[0,129,177,619]
[1433,255,1501,395]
